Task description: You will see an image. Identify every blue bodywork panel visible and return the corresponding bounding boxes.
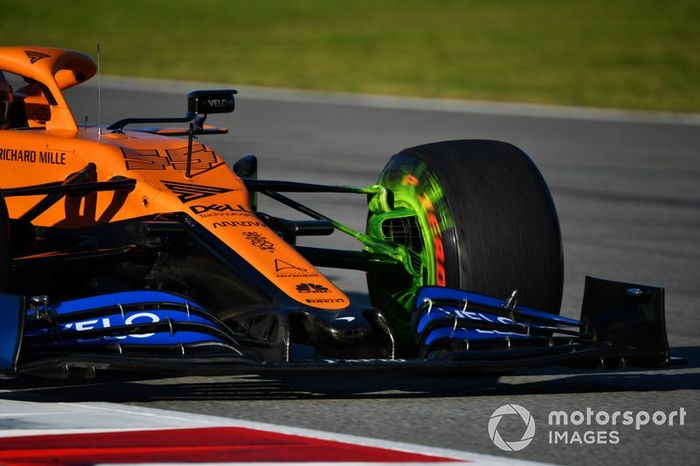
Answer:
[414,286,581,354]
[24,291,229,348]
[0,294,24,374]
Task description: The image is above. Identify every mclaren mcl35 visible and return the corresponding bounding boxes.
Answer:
[0,47,678,378]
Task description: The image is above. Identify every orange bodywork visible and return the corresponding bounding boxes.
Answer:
[0,47,350,310]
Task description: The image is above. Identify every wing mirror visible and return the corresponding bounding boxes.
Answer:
[187,90,236,115]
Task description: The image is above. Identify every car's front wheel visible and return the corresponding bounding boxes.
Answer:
[366,140,563,338]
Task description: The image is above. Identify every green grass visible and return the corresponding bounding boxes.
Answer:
[1,0,698,112]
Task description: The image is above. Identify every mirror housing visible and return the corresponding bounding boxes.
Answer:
[107,89,237,132]
[187,89,237,115]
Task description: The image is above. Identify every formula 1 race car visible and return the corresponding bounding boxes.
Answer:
[0,47,677,379]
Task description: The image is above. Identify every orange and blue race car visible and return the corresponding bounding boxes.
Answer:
[0,47,680,378]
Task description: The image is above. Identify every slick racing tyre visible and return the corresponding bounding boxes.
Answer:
[367,140,563,336]
[0,191,9,291]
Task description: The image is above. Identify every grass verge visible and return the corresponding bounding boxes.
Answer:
[1,0,698,112]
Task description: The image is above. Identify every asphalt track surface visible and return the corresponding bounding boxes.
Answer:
[2,78,699,465]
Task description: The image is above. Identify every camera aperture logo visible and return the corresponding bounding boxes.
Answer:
[488,404,536,451]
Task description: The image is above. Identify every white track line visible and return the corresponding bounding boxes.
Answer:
[82,75,700,126]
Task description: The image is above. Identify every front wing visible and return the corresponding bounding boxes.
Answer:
[0,277,678,378]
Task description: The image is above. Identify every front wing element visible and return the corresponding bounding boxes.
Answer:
[412,276,671,369]
[0,277,678,378]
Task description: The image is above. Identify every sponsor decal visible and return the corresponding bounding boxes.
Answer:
[213,220,263,229]
[241,231,275,253]
[161,180,232,203]
[25,50,50,64]
[448,308,514,325]
[190,203,250,215]
[166,143,220,173]
[122,148,168,170]
[122,144,222,176]
[273,258,318,278]
[64,312,160,339]
[0,147,66,165]
[207,97,234,109]
[295,283,330,293]
[275,259,307,273]
[305,298,346,304]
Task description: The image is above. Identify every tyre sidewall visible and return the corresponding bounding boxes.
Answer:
[370,139,563,318]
